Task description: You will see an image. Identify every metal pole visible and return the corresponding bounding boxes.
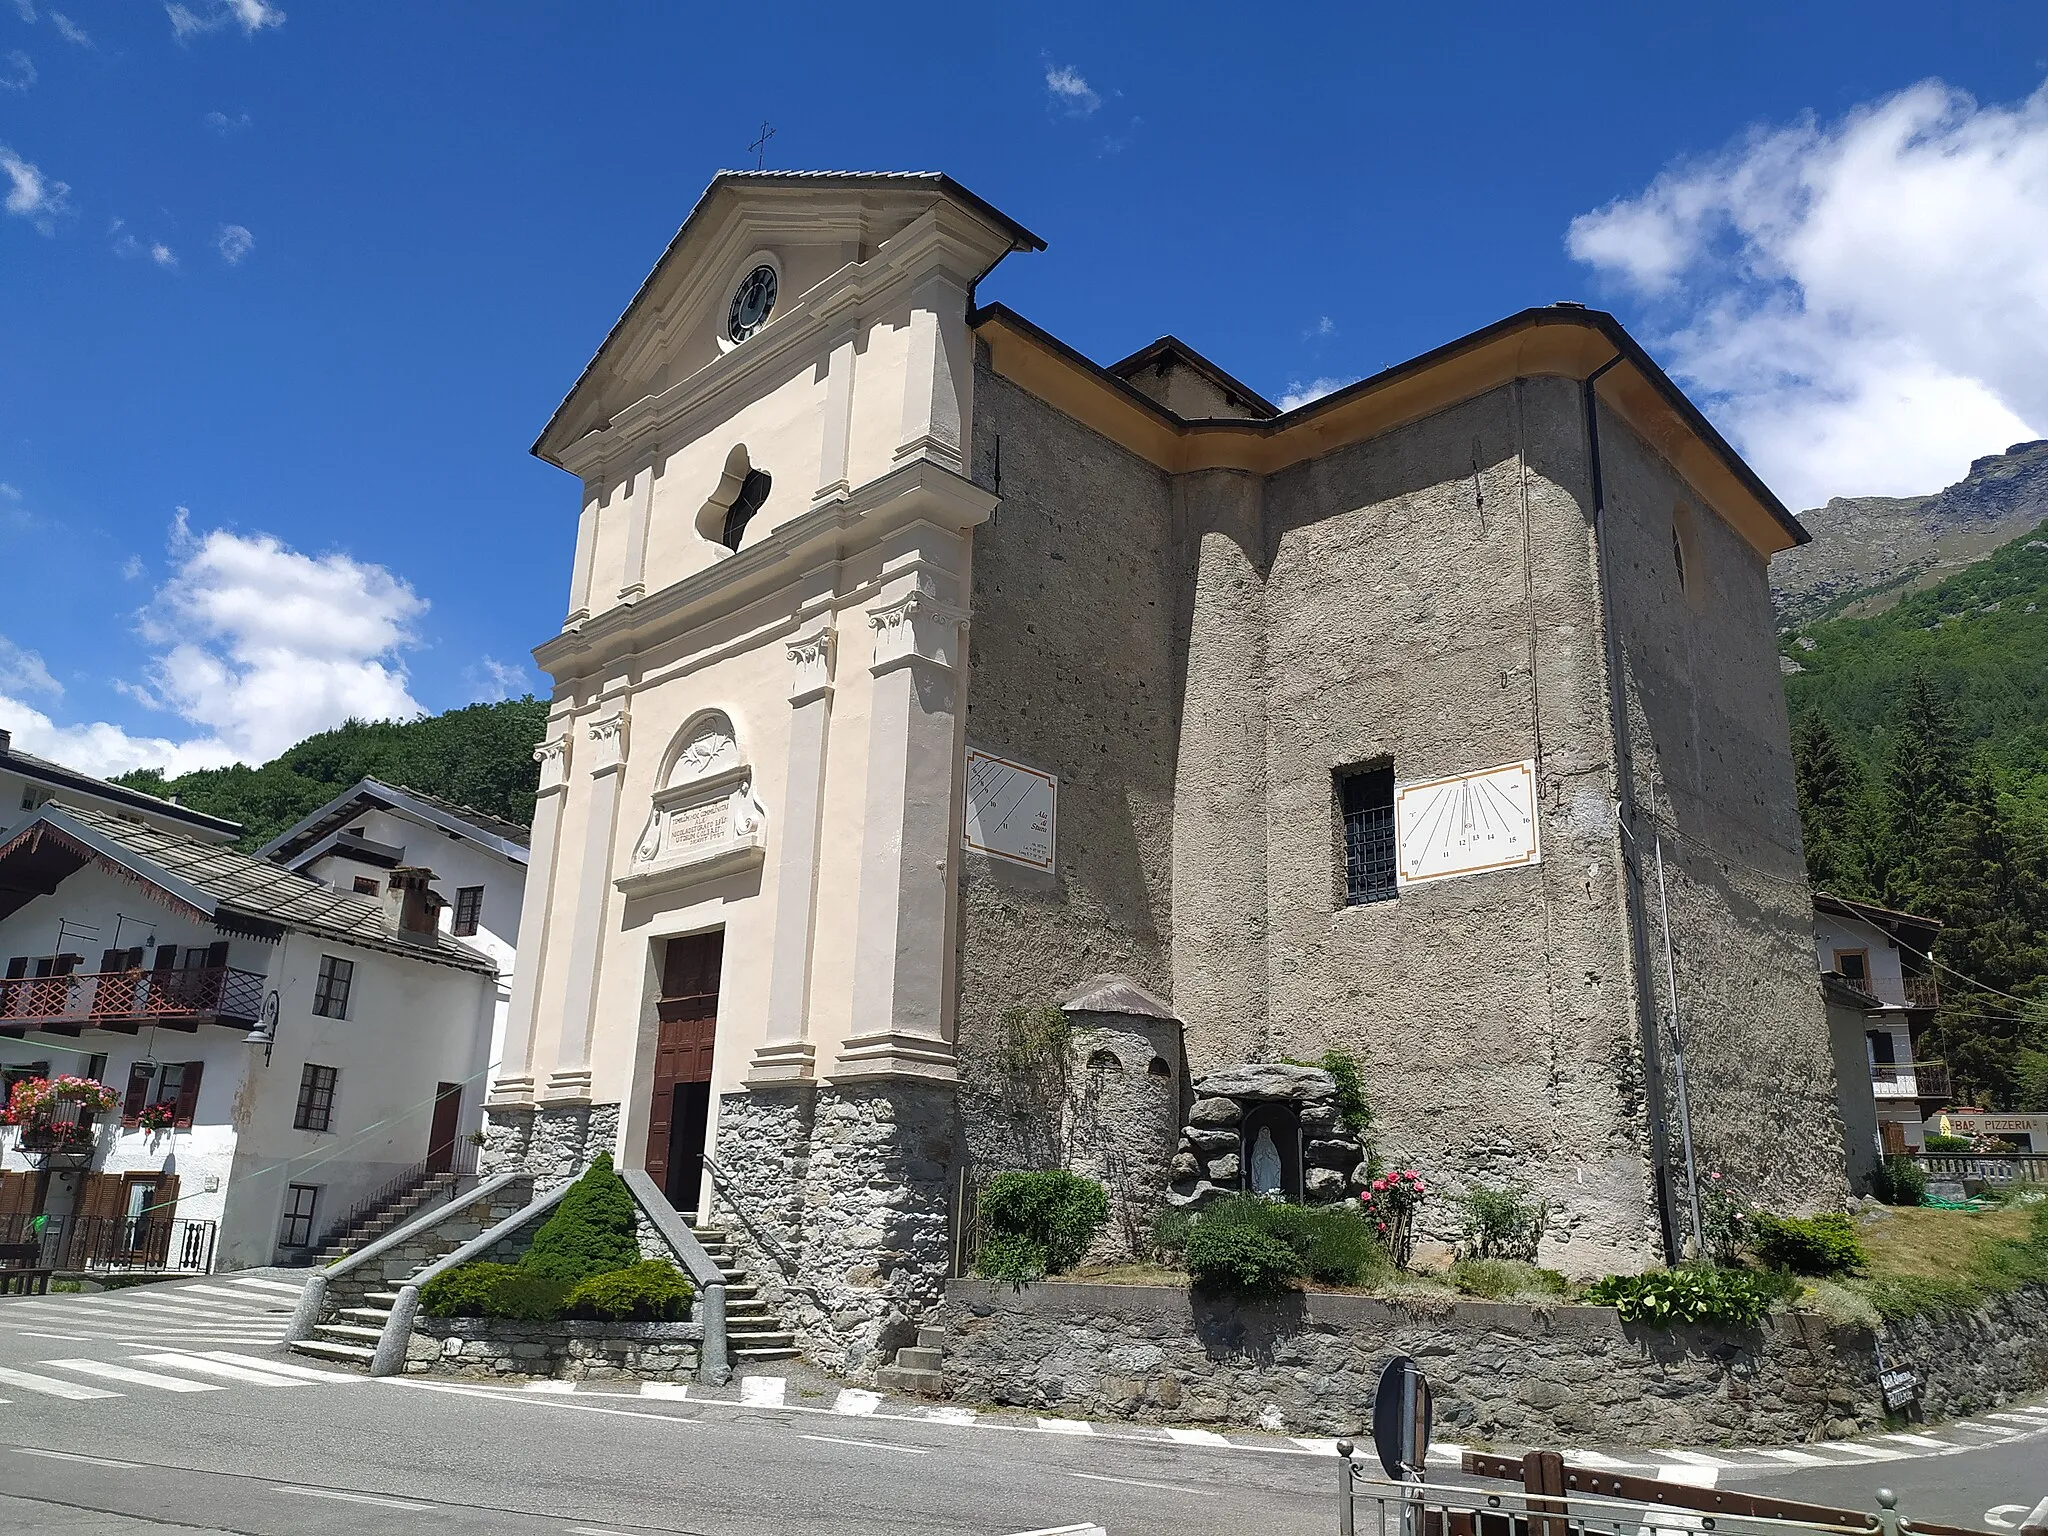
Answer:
[1654,835,1706,1259]
[1336,1439,1356,1536]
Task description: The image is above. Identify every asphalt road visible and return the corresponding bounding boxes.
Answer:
[1,1279,2043,1536]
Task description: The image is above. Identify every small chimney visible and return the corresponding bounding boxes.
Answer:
[382,866,444,940]
[0,727,11,754]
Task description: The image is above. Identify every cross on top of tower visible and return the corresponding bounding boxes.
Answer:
[748,120,776,170]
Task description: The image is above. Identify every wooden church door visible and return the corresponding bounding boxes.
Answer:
[643,931,722,1213]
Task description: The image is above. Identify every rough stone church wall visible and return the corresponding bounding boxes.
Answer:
[941,1278,2048,1445]
[712,1080,956,1380]
[953,359,1181,1179]
[1592,406,1845,1212]
[1253,379,1659,1273]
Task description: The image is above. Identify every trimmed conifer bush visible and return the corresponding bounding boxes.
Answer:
[564,1259,695,1322]
[419,1262,570,1322]
[523,1152,640,1283]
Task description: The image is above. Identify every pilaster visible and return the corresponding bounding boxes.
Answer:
[490,730,571,1108]
[838,573,968,1083]
[894,271,974,476]
[811,325,859,509]
[617,452,658,606]
[751,625,836,1084]
[548,708,629,1102]
[565,480,602,627]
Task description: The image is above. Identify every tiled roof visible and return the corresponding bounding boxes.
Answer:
[0,737,241,839]
[258,777,530,865]
[45,802,496,975]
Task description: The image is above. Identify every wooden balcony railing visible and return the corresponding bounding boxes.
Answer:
[1901,972,1940,1010]
[0,966,264,1035]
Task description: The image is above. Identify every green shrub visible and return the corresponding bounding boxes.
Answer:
[1185,1222,1301,1297]
[1149,1207,1193,1265]
[420,1262,570,1322]
[564,1259,694,1322]
[975,1170,1109,1281]
[1198,1196,1388,1286]
[1280,1049,1375,1141]
[1750,1212,1867,1277]
[1870,1154,1928,1207]
[1924,1134,1973,1153]
[1448,1258,1569,1301]
[523,1153,640,1283]
[1584,1266,1776,1328]
[1459,1185,1547,1261]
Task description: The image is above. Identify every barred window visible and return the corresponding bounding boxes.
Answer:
[294,1063,338,1132]
[1340,763,1398,906]
[312,955,353,1019]
[452,886,484,937]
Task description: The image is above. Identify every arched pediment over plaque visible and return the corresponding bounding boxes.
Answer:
[615,709,768,897]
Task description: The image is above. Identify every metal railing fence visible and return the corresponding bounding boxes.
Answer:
[310,1142,478,1253]
[0,1211,216,1274]
[0,965,264,1027]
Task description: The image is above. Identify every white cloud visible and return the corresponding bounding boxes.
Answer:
[9,1,31,22]
[121,554,144,580]
[0,511,428,779]
[1567,76,2048,509]
[167,0,282,39]
[203,110,251,134]
[215,223,252,264]
[0,636,59,698]
[1305,315,1337,339]
[467,656,529,704]
[1278,375,1360,412]
[1044,63,1100,116]
[0,145,70,234]
[0,483,19,500]
[149,241,177,268]
[0,49,34,91]
[49,12,89,45]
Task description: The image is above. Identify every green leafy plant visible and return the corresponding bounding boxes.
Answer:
[1184,1222,1301,1297]
[973,1170,1109,1283]
[1459,1184,1547,1261]
[564,1259,695,1322]
[522,1153,640,1283]
[1194,1196,1388,1287]
[1924,1134,1973,1153]
[1279,1049,1375,1140]
[1584,1266,1777,1328]
[419,1262,570,1322]
[1870,1154,1928,1207]
[1749,1212,1868,1277]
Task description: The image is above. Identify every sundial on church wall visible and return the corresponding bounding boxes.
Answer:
[964,747,1056,872]
[1394,759,1541,888]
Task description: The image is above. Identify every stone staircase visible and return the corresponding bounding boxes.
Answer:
[305,1173,462,1266]
[687,1221,799,1363]
[292,1287,401,1369]
[877,1325,945,1395]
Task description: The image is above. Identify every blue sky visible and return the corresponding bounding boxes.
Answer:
[4,1,2047,776]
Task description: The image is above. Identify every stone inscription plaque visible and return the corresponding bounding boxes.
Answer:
[964,747,1056,872]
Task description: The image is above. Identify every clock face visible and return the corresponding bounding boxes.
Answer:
[726,264,778,343]
[1394,760,1540,887]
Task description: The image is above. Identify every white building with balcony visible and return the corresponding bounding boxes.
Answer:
[0,800,497,1272]
[1813,893,1946,1162]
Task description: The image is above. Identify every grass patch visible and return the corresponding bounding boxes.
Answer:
[1840,1201,2048,1321]
[1447,1259,1569,1302]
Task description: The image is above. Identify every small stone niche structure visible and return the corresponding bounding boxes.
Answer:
[1167,1063,1367,1209]
[1057,975,1185,1263]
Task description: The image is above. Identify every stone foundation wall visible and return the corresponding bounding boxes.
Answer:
[406,1317,701,1381]
[480,1101,620,1186]
[324,1178,537,1316]
[941,1279,2048,1447]
[714,1079,954,1381]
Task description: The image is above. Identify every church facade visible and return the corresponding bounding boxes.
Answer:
[484,171,1844,1373]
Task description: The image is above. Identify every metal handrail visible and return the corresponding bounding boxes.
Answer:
[0,965,265,1027]
[313,1143,478,1252]
[700,1152,826,1304]
[0,1212,216,1273]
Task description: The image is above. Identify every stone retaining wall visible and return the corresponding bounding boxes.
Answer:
[941,1279,2048,1447]
[324,1177,537,1316]
[406,1317,702,1382]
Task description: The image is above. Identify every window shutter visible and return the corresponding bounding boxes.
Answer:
[204,941,229,969]
[3,957,24,979]
[55,954,82,975]
[123,1065,150,1123]
[0,1170,35,1220]
[153,946,179,972]
[173,1061,204,1128]
[99,949,123,974]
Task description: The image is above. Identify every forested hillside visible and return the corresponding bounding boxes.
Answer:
[1785,520,2048,1111]
[112,698,550,852]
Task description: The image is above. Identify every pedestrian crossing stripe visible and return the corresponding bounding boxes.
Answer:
[0,1365,120,1400]
[42,1359,224,1393]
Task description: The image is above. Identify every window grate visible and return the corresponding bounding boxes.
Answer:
[312,955,353,1019]
[294,1063,337,1133]
[1340,764,1398,905]
[452,886,484,937]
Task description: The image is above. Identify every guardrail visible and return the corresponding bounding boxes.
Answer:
[312,1143,478,1252]
[0,965,264,1028]
[0,1212,216,1274]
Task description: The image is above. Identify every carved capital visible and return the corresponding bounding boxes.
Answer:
[532,734,571,793]
[867,576,968,675]
[788,624,836,704]
[585,710,629,775]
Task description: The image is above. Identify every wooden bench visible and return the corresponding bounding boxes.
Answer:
[0,1241,54,1295]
